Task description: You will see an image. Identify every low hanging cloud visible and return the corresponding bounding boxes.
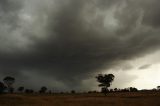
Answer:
[0,0,160,90]
[139,64,152,70]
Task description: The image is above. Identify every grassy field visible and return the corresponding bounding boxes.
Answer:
[0,92,160,106]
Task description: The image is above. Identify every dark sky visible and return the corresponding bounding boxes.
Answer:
[0,0,160,91]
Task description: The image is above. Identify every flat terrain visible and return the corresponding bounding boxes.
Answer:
[0,92,160,106]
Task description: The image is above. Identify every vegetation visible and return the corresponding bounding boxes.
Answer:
[25,89,34,93]
[157,86,160,90]
[17,86,24,93]
[0,74,158,94]
[96,74,115,95]
[3,76,15,93]
[0,74,160,105]
[71,90,76,94]
[0,82,6,94]
[39,86,48,93]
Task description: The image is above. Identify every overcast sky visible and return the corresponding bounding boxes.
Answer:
[0,0,160,91]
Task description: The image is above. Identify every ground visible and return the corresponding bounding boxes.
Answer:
[0,92,160,106]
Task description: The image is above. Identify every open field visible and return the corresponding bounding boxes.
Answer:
[0,92,160,106]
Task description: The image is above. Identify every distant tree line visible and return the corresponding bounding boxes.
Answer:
[0,75,160,95]
[95,73,160,95]
[0,76,48,94]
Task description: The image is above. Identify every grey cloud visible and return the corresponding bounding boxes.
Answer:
[142,0,160,28]
[0,0,25,52]
[0,0,160,90]
[0,0,22,27]
[139,64,152,70]
[111,72,138,89]
[112,62,133,71]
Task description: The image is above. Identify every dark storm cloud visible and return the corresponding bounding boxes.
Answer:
[0,0,22,27]
[0,0,160,90]
[0,0,25,53]
[142,0,160,28]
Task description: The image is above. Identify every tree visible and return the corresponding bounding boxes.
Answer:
[18,87,24,93]
[157,86,160,90]
[39,86,47,93]
[71,90,76,94]
[25,89,34,94]
[0,82,6,94]
[114,88,118,92]
[129,87,138,92]
[3,76,15,93]
[96,74,115,95]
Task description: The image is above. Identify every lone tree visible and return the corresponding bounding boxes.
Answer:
[18,86,25,93]
[157,86,160,90]
[3,76,15,93]
[39,86,47,93]
[0,82,6,94]
[96,74,115,95]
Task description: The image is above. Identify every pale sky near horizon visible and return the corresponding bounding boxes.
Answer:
[110,50,160,90]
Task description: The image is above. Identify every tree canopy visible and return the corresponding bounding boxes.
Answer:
[96,74,115,94]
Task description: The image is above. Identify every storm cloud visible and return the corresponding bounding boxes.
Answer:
[0,0,160,90]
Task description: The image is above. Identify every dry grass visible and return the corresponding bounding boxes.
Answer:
[0,92,160,106]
